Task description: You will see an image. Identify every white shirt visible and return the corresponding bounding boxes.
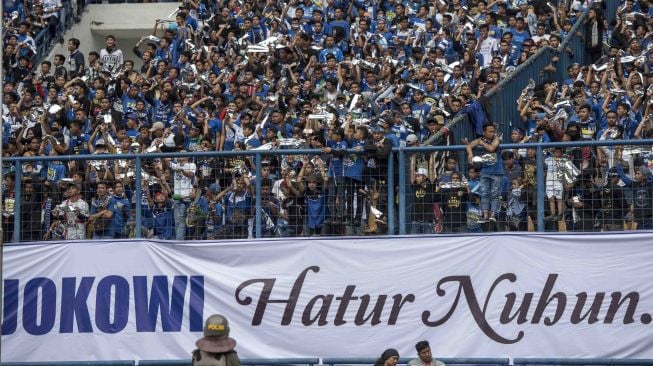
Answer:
[60,197,89,240]
[99,48,124,73]
[171,161,196,198]
[478,36,498,67]
[41,0,62,18]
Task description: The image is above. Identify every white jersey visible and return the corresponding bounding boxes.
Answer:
[478,37,498,67]
[171,161,197,199]
[60,197,89,240]
[99,48,124,73]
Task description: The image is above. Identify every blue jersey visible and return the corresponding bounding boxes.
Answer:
[151,200,175,239]
[224,191,252,230]
[153,100,171,124]
[327,140,347,177]
[44,162,66,183]
[69,133,90,155]
[111,194,131,237]
[344,138,365,181]
[306,189,326,229]
[474,142,504,175]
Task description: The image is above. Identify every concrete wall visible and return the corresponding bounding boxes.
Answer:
[46,3,179,69]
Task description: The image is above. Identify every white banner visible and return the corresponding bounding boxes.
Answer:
[2,233,653,362]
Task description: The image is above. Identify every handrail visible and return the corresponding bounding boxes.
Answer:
[6,138,653,241]
[437,5,591,143]
[323,358,509,365]
[9,358,653,366]
[559,10,589,51]
[6,138,650,163]
[139,358,320,366]
[2,148,360,163]
[0,362,135,366]
[513,359,653,365]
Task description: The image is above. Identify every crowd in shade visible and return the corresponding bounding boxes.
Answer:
[1,0,653,242]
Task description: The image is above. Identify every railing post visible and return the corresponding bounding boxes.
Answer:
[398,149,406,235]
[536,145,545,232]
[134,155,142,239]
[255,153,262,239]
[13,163,22,243]
[387,151,395,235]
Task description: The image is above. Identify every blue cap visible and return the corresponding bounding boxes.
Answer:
[127,113,137,120]
[208,183,221,193]
[372,126,384,133]
[535,112,547,120]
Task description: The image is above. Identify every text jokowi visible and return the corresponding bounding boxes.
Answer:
[1,275,205,335]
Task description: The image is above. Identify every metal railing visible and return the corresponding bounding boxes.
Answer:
[513,359,653,366]
[139,358,320,366]
[1,363,135,366]
[440,7,590,141]
[323,358,508,365]
[27,0,77,65]
[4,357,653,366]
[603,0,620,29]
[5,138,653,242]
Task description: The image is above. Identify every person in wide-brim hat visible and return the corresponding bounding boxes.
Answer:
[195,334,237,354]
[192,314,241,366]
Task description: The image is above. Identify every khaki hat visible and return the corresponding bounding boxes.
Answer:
[149,121,165,132]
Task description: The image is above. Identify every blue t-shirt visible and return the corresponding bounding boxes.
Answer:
[344,138,365,181]
[326,140,347,177]
[306,189,327,228]
[474,142,504,175]
[151,200,175,239]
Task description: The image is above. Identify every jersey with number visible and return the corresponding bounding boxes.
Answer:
[61,198,89,240]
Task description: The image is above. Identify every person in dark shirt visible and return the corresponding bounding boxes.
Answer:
[298,170,328,236]
[280,176,305,237]
[598,169,627,231]
[364,126,393,228]
[436,171,469,233]
[616,164,653,230]
[565,171,599,232]
[408,155,437,234]
[21,179,44,241]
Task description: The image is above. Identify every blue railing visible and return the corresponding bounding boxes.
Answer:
[139,358,320,366]
[323,358,508,365]
[25,0,78,65]
[442,7,590,139]
[1,363,135,366]
[513,359,653,366]
[5,138,653,242]
[4,357,653,366]
[603,0,620,29]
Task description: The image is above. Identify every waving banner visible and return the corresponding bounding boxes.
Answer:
[2,233,653,362]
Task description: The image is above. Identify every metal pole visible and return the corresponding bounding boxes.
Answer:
[255,153,262,239]
[134,156,142,238]
[0,48,3,337]
[536,146,545,232]
[12,163,21,243]
[398,149,406,235]
[387,151,395,235]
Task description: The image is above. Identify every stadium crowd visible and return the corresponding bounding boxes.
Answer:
[1,0,653,242]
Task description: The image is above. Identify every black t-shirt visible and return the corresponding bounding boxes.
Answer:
[600,184,626,223]
[438,186,468,226]
[282,195,305,227]
[411,182,437,222]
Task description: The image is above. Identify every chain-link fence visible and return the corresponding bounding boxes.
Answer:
[4,138,653,242]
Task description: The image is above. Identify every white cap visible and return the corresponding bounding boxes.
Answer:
[416,168,429,177]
